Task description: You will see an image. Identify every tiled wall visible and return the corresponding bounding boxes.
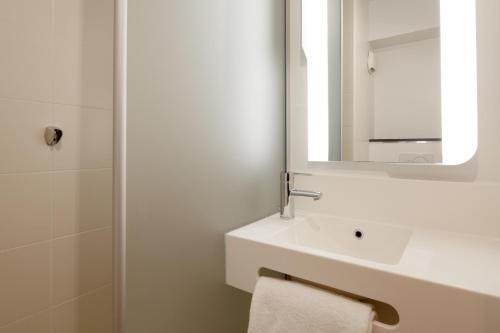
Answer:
[0,0,114,332]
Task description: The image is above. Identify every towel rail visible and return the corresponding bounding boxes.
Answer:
[259,268,400,331]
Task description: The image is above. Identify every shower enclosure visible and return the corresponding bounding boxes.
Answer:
[117,0,286,332]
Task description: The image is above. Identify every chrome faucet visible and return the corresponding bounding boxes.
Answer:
[280,171,322,219]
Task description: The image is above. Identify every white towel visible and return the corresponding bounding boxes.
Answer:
[248,277,375,333]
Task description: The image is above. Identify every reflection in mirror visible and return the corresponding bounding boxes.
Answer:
[302,0,477,164]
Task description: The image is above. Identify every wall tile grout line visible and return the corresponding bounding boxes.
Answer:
[0,97,113,112]
[49,3,56,330]
[51,283,113,310]
[0,309,51,330]
[0,168,113,177]
[0,226,113,255]
[0,284,113,330]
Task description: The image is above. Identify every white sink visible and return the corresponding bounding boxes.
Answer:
[273,215,412,265]
[225,211,500,333]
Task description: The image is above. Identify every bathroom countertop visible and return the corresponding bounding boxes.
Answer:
[227,211,500,299]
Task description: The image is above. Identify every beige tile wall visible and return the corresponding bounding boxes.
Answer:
[0,0,114,331]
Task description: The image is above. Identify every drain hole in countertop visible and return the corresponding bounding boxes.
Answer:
[354,230,364,240]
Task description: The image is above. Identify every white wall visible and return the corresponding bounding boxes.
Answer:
[352,0,372,160]
[368,0,440,40]
[290,0,500,238]
[373,37,442,139]
[0,0,114,331]
[368,0,442,141]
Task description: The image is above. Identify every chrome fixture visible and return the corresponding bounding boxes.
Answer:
[280,171,322,219]
[45,126,63,146]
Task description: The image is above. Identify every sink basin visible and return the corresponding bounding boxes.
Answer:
[273,215,412,265]
[225,211,500,333]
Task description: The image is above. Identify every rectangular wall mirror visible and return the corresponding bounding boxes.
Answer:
[302,0,478,165]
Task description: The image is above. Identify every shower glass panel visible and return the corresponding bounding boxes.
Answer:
[124,0,286,332]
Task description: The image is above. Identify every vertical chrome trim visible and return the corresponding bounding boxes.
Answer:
[113,0,127,332]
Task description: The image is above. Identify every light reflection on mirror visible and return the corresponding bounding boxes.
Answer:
[303,0,477,165]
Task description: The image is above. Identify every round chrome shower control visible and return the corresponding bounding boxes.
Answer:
[45,127,63,146]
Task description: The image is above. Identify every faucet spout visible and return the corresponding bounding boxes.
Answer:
[280,171,322,219]
[290,189,323,201]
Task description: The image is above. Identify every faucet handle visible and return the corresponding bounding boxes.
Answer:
[281,171,313,183]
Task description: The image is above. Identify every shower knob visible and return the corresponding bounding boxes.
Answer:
[45,127,63,146]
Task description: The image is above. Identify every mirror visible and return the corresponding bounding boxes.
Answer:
[302,0,477,164]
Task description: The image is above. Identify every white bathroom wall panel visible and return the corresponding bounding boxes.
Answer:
[290,0,500,237]
[352,0,372,160]
[368,0,440,41]
[373,38,441,139]
[126,0,286,332]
